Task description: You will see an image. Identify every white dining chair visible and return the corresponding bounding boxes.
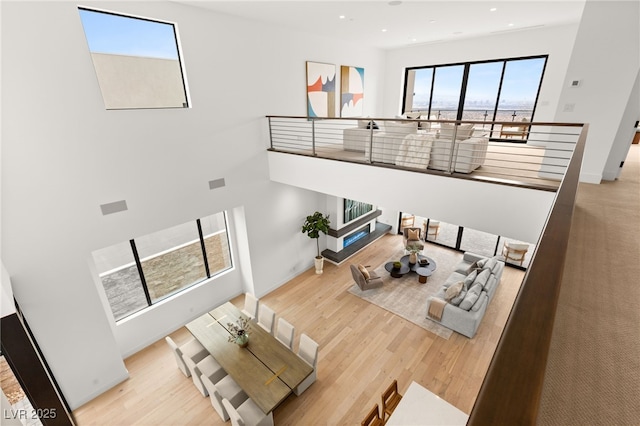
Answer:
[222,396,274,426]
[257,304,275,335]
[184,355,226,397]
[202,374,248,421]
[165,336,208,378]
[275,317,295,350]
[293,333,319,396]
[242,293,259,320]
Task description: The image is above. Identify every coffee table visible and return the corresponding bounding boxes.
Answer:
[384,262,410,278]
[415,267,432,284]
[385,254,437,281]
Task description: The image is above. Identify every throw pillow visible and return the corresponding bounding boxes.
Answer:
[450,289,467,306]
[473,269,491,289]
[357,264,370,279]
[459,282,483,310]
[476,258,488,268]
[482,258,497,272]
[466,261,478,274]
[463,270,478,289]
[366,120,379,130]
[445,281,464,302]
[407,229,420,240]
[470,292,486,312]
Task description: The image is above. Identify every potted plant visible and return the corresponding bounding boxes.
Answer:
[301,211,331,274]
[406,242,423,264]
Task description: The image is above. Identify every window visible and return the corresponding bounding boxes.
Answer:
[404,55,547,140]
[92,212,232,321]
[78,8,189,110]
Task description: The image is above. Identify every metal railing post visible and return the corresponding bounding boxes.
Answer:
[311,119,316,156]
[446,122,459,173]
[268,117,274,149]
[368,122,374,163]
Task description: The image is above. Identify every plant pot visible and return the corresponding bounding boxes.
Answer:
[235,333,249,348]
[409,252,418,264]
[314,256,324,274]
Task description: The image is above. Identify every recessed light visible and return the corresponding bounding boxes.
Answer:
[381,28,388,32]
[453,31,463,35]
[490,7,497,12]
[508,23,514,27]
[388,1,402,6]
[429,20,436,24]
[339,15,345,19]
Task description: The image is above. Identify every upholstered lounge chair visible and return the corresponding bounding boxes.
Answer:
[350,264,383,291]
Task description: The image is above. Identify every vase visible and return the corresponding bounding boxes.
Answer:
[314,257,324,274]
[409,252,418,264]
[236,333,249,348]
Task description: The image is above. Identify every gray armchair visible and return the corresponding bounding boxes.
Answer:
[350,264,383,291]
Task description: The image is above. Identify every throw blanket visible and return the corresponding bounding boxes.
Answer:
[428,298,446,321]
[395,133,434,168]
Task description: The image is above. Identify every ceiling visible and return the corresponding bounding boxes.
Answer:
[177,1,586,49]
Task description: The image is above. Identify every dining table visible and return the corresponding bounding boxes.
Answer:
[186,302,313,414]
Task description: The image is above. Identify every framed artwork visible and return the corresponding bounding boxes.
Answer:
[344,199,373,224]
[306,61,336,117]
[340,65,364,117]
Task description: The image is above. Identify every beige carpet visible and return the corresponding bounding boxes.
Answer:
[537,144,640,425]
[347,249,461,339]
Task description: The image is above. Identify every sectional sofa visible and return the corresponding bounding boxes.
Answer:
[343,119,488,173]
[426,252,504,338]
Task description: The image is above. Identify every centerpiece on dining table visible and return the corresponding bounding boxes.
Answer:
[227,316,251,348]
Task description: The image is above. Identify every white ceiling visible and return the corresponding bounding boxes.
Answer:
[177,0,586,49]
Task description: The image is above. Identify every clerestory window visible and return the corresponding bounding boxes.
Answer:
[78,7,189,110]
[92,212,232,322]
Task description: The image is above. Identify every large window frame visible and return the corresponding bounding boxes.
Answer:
[78,7,190,110]
[403,55,548,142]
[92,212,233,322]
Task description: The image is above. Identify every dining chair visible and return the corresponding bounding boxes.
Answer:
[222,396,274,426]
[361,403,383,426]
[164,336,208,378]
[257,303,275,335]
[381,379,403,422]
[275,317,295,350]
[201,374,248,422]
[184,355,226,397]
[242,293,259,320]
[293,333,319,396]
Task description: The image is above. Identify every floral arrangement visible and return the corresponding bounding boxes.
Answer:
[406,241,423,253]
[227,316,251,345]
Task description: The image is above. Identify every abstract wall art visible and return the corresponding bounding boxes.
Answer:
[340,65,364,117]
[306,61,336,118]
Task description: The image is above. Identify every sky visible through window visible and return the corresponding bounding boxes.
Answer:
[412,57,546,111]
[78,8,179,60]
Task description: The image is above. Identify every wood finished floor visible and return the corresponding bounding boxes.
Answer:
[73,235,524,425]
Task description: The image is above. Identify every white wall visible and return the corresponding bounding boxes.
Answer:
[0,1,385,409]
[554,0,640,183]
[268,152,555,244]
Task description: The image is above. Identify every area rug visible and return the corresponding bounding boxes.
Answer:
[347,249,461,339]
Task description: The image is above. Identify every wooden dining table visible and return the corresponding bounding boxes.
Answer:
[186,302,312,414]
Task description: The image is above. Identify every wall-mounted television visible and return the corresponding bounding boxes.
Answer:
[344,199,373,224]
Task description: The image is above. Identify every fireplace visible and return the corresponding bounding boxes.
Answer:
[343,225,370,248]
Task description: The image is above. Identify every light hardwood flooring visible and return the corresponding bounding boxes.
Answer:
[73,236,524,425]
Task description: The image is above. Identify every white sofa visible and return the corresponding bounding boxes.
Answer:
[365,120,419,163]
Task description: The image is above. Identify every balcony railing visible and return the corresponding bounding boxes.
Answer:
[267,116,586,191]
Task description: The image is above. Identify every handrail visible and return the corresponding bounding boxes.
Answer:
[467,124,588,424]
[266,116,584,192]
